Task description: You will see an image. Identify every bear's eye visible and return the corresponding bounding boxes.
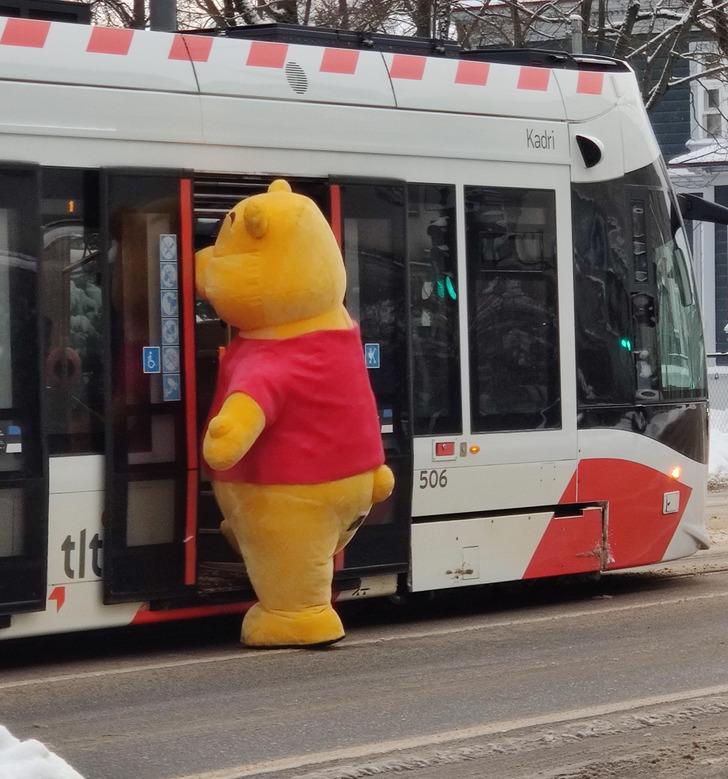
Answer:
[228,211,236,226]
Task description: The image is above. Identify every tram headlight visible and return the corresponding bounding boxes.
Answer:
[670,466,682,480]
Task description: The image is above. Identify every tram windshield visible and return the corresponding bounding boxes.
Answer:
[572,161,707,406]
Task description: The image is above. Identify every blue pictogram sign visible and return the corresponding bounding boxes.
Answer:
[159,234,178,262]
[161,289,179,316]
[160,262,178,290]
[162,318,179,345]
[163,373,181,402]
[160,290,179,318]
[142,346,161,374]
[365,343,380,369]
[162,345,180,374]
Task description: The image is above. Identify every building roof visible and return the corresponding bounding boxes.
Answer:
[670,139,728,167]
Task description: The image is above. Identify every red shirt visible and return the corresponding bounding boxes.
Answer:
[206,327,385,485]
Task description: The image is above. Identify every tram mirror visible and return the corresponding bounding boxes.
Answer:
[575,135,603,168]
[677,193,728,225]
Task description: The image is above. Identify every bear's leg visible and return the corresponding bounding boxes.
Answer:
[213,482,351,647]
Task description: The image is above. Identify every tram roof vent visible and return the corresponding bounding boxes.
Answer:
[285,61,308,94]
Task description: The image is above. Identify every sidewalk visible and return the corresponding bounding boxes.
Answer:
[706,489,728,546]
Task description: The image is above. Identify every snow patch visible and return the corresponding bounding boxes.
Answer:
[0,726,84,779]
[710,408,728,489]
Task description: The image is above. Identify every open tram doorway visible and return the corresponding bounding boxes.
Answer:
[100,170,411,607]
[191,174,411,601]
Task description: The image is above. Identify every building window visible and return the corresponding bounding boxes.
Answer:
[698,81,724,139]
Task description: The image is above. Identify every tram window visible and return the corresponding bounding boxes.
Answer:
[572,178,636,406]
[127,479,175,546]
[0,173,38,416]
[408,184,461,435]
[107,176,182,463]
[41,169,104,455]
[572,165,707,406]
[0,211,14,411]
[465,186,560,432]
[648,191,706,400]
[0,488,24,557]
[341,184,407,426]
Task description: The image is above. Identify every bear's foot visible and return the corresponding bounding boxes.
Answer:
[242,603,345,648]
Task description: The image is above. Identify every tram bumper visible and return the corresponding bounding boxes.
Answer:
[661,488,710,561]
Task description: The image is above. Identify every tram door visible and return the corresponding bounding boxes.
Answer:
[0,166,48,614]
[333,181,411,573]
[411,167,579,518]
[101,170,198,603]
[410,166,591,589]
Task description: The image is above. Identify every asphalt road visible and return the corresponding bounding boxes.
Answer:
[4,542,728,778]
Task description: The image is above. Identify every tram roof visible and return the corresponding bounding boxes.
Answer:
[0,15,639,123]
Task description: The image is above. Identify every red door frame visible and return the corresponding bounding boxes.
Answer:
[180,178,199,585]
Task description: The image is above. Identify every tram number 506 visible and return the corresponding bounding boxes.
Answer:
[419,469,448,489]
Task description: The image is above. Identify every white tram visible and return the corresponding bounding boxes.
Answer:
[0,16,712,639]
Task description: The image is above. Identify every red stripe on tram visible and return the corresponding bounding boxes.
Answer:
[246,41,288,68]
[86,27,134,55]
[320,48,359,75]
[132,601,251,625]
[168,33,213,63]
[576,71,604,95]
[180,177,198,585]
[517,66,551,91]
[0,18,50,48]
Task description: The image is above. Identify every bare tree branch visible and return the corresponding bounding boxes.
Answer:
[613,1,640,59]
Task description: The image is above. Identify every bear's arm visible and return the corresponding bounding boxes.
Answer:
[203,392,266,472]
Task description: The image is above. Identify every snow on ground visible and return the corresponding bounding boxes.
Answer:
[710,408,728,490]
[0,726,84,779]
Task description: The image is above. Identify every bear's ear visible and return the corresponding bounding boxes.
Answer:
[268,179,292,194]
[244,201,268,239]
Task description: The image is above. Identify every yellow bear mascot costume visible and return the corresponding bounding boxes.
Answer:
[196,180,394,648]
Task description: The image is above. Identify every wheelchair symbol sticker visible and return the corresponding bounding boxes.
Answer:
[160,290,179,318]
[163,373,181,402]
[142,346,161,374]
[160,263,178,290]
[159,234,178,262]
